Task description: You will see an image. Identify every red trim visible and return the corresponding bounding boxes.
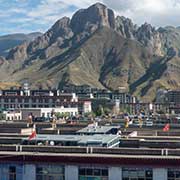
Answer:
[1,154,180,167]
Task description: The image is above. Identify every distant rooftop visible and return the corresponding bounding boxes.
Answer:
[77,125,120,135]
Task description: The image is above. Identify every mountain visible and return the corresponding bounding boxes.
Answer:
[0,32,42,57]
[1,3,180,101]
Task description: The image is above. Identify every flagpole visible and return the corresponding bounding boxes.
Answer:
[155,130,157,137]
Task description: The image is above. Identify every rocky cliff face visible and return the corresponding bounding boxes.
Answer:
[71,3,115,34]
[1,3,180,101]
[135,23,163,56]
[28,17,73,54]
[7,42,28,61]
[0,32,42,57]
[115,16,137,39]
[0,56,5,65]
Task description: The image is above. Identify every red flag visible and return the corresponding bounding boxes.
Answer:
[28,130,36,140]
[163,123,170,132]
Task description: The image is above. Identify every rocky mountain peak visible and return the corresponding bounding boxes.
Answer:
[2,2,180,100]
[136,23,156,42]
[27,17,73,55]
[0,56,5,65]
[70,3,115,34]
[7,42,28,61]
[134,22,164,56]
[49,17,72,38]
[115,16,137,39]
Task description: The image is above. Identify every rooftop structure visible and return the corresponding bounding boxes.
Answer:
[22,134,120,148]
[77,125,120,135]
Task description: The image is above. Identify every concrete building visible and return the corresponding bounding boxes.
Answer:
[0,89,92,115]
[83,101,92,114]
[166,90,180,104]
[0,146,180,180]
[21,107,79,120]
[0,90,78,109]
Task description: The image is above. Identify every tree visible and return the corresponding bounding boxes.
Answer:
[94,105,104,117]
[84,112,95,119]
[55,112,70,119]
[0,113,5,120]
[103,107,111,116]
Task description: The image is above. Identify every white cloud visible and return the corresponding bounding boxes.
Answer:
[2,0,180,35]
[34,0,180,27]
[101,0,180,27]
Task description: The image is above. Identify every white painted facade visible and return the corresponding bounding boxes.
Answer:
[40,107,78,117]
[83,101,92,113]
[153,168,167,180]
[65,165,78,180]
[4,111,22,121]
[109,167,122,180]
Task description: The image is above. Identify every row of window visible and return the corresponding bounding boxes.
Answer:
[122,168,152,180]
[0,98,70,103]
[0,165,180,180]
[6,116,21,121]
[3,104,54,109]
[2,104,78,108]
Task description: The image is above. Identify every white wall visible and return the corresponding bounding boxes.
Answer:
[109,167,122,180]
[4,111,22,121]
[22,164,36,180]
[83,101,92,113]
[153,168,167,180]
[41,107,78,117]
[65,165,78,180]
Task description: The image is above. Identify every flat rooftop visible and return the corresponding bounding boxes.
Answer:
[22,134,120,145]
[0,145,180,167]
[77,125,120,134]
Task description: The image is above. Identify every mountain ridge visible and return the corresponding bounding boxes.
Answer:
[1,2,180,101]
[0,32,42,57]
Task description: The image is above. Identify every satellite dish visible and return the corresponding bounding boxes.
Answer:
[50,141,55,146]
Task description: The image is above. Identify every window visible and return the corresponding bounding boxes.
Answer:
[0,164,23,180]
[32,98,37,103]
[122,168,153,180]
[24,98,29,103]
[9,166,16,180]
[44,99,49,103]
[18,99,22,103]
[36,165,64,180]
[168,169,180,180]
[10,99,15,103]
[39,98,43,103]
[79,167,108,180]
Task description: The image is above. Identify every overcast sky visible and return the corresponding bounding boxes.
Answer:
[1,0,180,35]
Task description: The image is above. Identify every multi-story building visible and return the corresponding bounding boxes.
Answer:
[93,91,137,104]
[0,146,179,180]
[60,85,137,104]
[166,90,180,104]
[0,89,78,109]
[0,89,91,115]
[4,107,79,121]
